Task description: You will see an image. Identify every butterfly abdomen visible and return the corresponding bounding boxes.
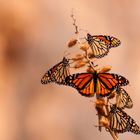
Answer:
[92,72,98,93]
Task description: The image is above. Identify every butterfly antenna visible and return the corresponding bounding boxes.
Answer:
[91,61,98,67]
[78,37,87,44]
[89,100,94,103]
[78,28,89,41]
[94,124,102,132]
[108,101,114,106]
[79,28,89,34]
[79,37,86,40]
[69,60,75,64]
[63,50,71,57]
[94,124,102,128]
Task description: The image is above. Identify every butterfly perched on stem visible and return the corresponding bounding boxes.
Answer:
[41,57,70,85]
[86,33,121,58]
[109,104,140,134]
[116,87,133,109]
[65,71,129,97]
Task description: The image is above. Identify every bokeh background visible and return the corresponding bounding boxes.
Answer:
[0,0,140,140]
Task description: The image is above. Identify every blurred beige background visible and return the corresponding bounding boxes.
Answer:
[0,0,140,140]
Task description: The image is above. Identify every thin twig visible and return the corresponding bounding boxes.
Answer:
[70,11,79,34]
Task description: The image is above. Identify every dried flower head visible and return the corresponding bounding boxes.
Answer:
[86,67,95,73]
[95,98,107,116]
[73,60,86,68]
[88,52,95,59]
[100,116,110,128]
[96,98,106,107]
[79,43,89,51]
[99,66,112,73]
[71,54,84,61]
[67,39,77,47]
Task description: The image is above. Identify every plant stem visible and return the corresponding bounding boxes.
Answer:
[84,50,96,71]
[70,12,79,34]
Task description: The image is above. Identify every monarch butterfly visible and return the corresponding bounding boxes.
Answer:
[109,104,140,134]
[65,71,129,97]
[116,87,133,109]
[41,57,70,85]
[86,33,121,58]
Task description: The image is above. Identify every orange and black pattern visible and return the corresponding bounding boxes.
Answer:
[65,71,129,97]
[41,57,70,85]
[116,87,133,109]
[109,104,140,134]
[86,33,121,58]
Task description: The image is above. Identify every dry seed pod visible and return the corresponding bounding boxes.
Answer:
[96,107,106,117]
[86,67,95,73]
[71,54,84,61]
[96,98,106,105]
[100,116,110,128]
[88,52,95,59]
[67,39,77,47]
[95,98,106,108]
[99,66,112,73]
[79,43,89,51]
[95,98,106,116]
[73,61,86,68]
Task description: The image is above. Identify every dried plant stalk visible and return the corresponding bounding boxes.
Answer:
[70,12,79,34]
[69,15,121,140]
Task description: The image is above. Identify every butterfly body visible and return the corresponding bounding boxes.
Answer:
[41,57,70,85]
[65,71,129,97]
[86,33,121,58]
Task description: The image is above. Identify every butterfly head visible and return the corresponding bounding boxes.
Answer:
[110,104,118,113]
[62,57,70,66]
[86,33,93,43]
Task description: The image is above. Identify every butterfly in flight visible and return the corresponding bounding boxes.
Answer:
[86,33,121,58]
[109,104,140,134]
[115,87,133,109]
[41,57,70,85]
[65,71,129,97]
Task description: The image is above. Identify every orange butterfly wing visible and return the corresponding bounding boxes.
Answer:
[79,78,94,96]
[96,73,129,96]
[94,35,121,48]
[65,73,95,97]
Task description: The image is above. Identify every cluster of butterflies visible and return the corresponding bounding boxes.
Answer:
[41,33,140,135]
